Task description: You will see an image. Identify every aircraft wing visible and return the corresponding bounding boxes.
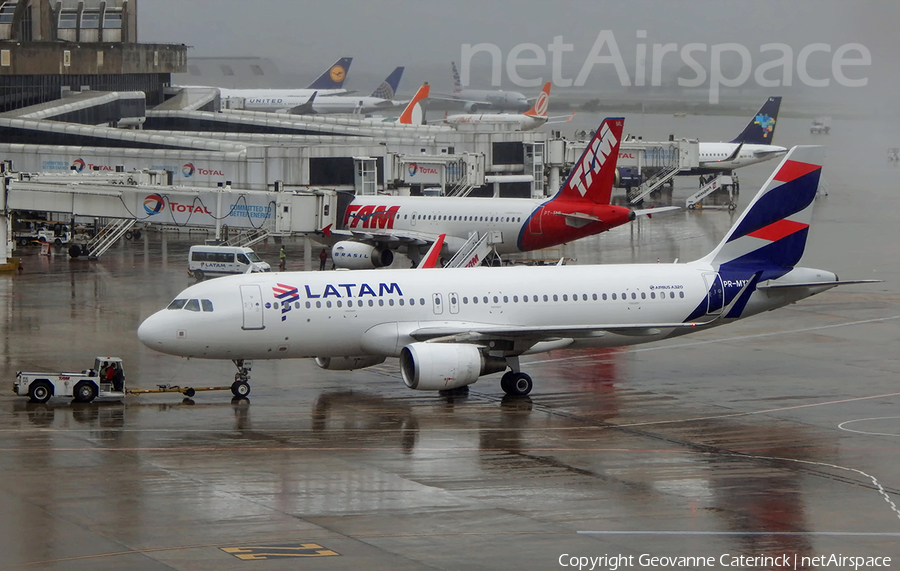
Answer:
[409,321,711,345]
[320,225,440,248]
[430,94,492,106]
[545,111,575,124]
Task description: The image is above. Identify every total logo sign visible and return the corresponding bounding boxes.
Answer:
[143,193,213,217]
[71,158,114,172]
[407,162,439,177]
[181,163,225,178]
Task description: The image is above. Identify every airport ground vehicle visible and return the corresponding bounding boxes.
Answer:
[14,357,127,403]
[810,117,831,134]
[188,245,271,280]
[14,223,72,246]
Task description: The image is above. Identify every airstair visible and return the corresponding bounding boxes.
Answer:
[686,173,737,210]
[445,179,476,197]
[444,232,494,268]
[628,165,680,205]
[222,228,270,248]
[86,219,136,259]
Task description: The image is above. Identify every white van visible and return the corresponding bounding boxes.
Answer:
[188,245,271,280]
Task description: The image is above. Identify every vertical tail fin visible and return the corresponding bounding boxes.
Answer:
[551,118,624,204]
[451,61,462,93]
[702,145,823,270]
[523,82,552,117]
[730,96,781,144]
[306,57,353,90]
[398,83,430,125]
[370,66,404,99]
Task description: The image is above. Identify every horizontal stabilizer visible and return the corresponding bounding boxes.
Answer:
[757,279,881,290]
[632,206,680,217]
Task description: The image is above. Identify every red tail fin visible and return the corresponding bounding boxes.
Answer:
[552,118,623,204]
[398,83,430,125]
[523,82,551,117]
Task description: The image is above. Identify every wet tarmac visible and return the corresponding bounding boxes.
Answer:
[1,114,898,569]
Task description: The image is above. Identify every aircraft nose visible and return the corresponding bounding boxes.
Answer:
[138,311,170,352]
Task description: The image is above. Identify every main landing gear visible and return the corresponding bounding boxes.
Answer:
[499,357,533,396]
[231,359,252,398]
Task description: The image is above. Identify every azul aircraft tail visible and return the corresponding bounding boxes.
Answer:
[306,57,353,90]
[370,67,404,99]
[551,117,624,205]
[730,96,781,144]
[523,82,551,118]
[702,145,822,271]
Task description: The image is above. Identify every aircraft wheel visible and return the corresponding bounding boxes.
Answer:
[503,372,533,396]
[124,230,134,240]
[231,380,251,398]
[54,238,63,246]
[73,381,98,403]
[29,381,53,404]
[500,371,516,393]
[68,245,82,258]
[728,202,737,211]
[18,237,29,246]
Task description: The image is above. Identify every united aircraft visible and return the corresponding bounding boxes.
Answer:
[319,117,664,268]
[139,146,875,399]
[692,96,786,172]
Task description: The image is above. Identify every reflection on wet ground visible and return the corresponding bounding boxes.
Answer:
[0,115,898,569]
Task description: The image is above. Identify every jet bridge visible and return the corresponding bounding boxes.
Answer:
[0,167,345,262]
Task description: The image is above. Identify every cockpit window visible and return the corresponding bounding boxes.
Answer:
[167,299,188,310]
[201,299,214,312]
[184,299,201,312]
[246,252,262,262]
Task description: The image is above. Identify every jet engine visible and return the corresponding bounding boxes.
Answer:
[332,241,394,269]
[399,343,507,391]
[315,356,386,371]
[463,102,480,113]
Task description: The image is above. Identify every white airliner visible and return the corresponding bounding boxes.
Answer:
[139,146,875,399]
[692,96,786,173]
[278,67,407,115]
[432,62,530,112]
[216,57,353,112]
[320,117,669,268]
[442,82,574,132]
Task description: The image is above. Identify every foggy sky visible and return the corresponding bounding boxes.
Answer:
[140,1,898,112]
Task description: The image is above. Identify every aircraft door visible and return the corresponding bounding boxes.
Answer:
[432,293,444,315]
[240,285,265,330]
[527,208,543,235]
[448,292,460,314]
[703,273,724,315]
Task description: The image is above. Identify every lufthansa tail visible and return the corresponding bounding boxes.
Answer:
[306,57,353,90]
[730,96,782,144]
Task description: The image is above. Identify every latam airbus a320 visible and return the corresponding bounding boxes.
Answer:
[320,117,666,268]
[139,146,875,399]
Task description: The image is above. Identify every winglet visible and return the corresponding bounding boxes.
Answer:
[398,83,430,125]
[321,223,332,238]
[419,234,446,269]
[523,82,552,117]
[288,91,317,115]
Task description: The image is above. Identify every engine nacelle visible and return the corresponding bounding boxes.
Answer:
[399,343,507,391]
[332,241,394,269]
[463,102,480,113]
[315,355,386,371]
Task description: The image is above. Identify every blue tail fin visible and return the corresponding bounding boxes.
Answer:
[370,67,404,99]
[306,57,353,90]
[729,96,781,144]
[702,145,823,271]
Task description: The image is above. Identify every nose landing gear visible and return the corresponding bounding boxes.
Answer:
[232,359,253,398]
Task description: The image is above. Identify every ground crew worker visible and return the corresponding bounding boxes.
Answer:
[319,248,328,271]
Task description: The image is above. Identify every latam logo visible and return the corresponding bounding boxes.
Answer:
[272,283,300,321]
[304,282,403,299]
[182,163,224,177]
[143,194,166,216]
[407,163,439,177]
[568,123,618,197]
[71,158,114,172]
[343,204,401,229]
[142,194,212,216]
